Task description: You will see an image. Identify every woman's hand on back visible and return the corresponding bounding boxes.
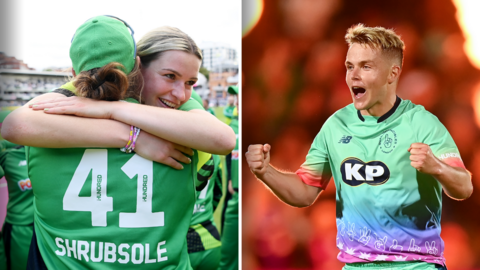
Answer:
[134,131,194,170]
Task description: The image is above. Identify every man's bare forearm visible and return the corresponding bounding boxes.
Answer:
[255,164,322,207]
[432,160,473,200]
[409,143,472,200]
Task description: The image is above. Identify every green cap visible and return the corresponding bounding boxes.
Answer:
[70,15,136,75]
[228,85,238,95]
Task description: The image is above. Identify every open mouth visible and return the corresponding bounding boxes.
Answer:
[159,98,177,109]
[352,87,366,99]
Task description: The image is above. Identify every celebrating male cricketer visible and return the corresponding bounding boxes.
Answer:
[246,24,472,270]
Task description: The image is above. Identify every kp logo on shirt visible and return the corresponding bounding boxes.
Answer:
[340,157,390,186]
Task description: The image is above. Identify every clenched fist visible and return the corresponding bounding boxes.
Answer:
[408,143,441,175]
[245,144,271,179]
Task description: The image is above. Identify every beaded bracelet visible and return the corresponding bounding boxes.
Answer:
[130,126,141,152]
[120,126,141,153]
[120,126,134,153]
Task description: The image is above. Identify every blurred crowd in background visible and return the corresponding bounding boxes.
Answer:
[242,0,480,269]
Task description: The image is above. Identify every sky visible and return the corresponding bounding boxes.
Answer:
[0,0,241,71]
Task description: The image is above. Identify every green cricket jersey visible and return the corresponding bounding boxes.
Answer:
[191,155,217,225]
[218,191,238,270]
[218,111,239,270]
[297,97,459,266]
[223,105,235,120]
[207,108,215,116]
[0,140,20,151]
[187,155,222,254]
[0,142,33,225]
[26,147,198,269]
[229,117,239,190]
[183,93,223,255]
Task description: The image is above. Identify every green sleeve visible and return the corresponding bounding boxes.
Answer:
[411,110,461,160]
[212,155,223,211]
[301,125,331,172]
[0,140,20,151]
[179,98,204,112]
[207,108,216,116]
[0,151,6,178]
[223,106,234,119]
[196,155,214,191]
[178,97,207,190]
[297,124,332,188]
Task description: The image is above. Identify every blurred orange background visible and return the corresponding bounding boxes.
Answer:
[242,0,480,269]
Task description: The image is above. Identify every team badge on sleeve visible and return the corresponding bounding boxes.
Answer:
[340,158,390,186]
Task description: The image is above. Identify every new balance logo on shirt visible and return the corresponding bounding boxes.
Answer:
[339,135,352,144]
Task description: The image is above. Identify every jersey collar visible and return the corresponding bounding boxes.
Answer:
[357,96,402,123]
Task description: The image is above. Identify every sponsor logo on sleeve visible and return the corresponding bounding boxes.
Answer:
[18,160,27,166]
[18,178,32,191]
[340,157,390,186]
[439,153,460,160]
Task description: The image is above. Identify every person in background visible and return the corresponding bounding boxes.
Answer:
[223,94,236,125]
[203,98,216,117]
[219,85,239,270]
[0,111,33,270]
[187,90,224,270]
[0,139,32,270]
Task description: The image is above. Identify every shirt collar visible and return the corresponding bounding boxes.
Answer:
[357,96,401,123]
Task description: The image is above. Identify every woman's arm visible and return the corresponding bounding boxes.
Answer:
[29,96,235,154]
[2,93,129,148]
[4,94,236,155]
[108,102,236,155]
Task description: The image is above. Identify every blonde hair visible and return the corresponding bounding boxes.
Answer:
[345,23,405,67]
[137,26,202,68]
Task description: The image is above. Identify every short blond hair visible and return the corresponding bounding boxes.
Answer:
[345,23,405,67]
